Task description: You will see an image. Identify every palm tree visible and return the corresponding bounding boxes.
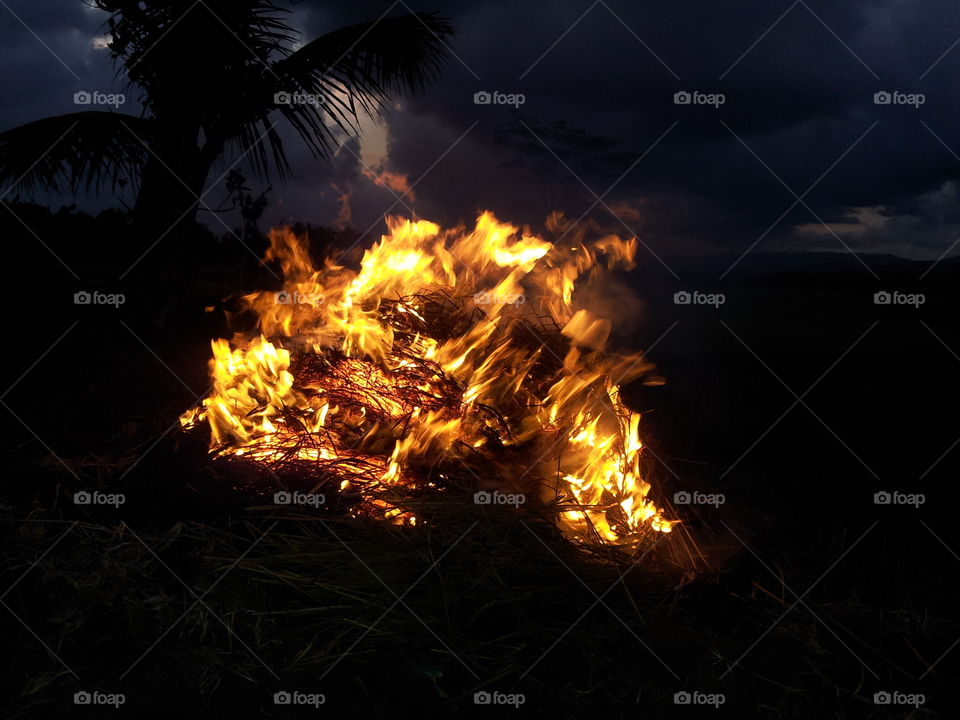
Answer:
[0,0,453,273]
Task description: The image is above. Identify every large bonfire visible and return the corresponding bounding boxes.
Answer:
[181,211,676,546]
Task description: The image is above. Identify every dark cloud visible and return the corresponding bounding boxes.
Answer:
[3,0,960,261]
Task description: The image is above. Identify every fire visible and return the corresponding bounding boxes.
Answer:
[181,211,677,544]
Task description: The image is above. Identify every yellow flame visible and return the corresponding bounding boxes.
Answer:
[181,212,677,541]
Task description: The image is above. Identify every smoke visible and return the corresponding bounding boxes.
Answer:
[360,166,416,201]
[545,212,647,338]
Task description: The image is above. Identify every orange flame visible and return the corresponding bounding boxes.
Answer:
[182,212,677,542]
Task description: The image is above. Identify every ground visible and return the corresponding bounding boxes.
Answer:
[1,211,958,717]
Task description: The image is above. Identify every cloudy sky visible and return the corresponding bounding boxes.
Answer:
[2,0,960,266]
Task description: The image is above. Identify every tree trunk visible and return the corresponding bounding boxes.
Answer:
[129,112,217,326]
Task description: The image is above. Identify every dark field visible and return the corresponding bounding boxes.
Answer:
[2,214,958,718]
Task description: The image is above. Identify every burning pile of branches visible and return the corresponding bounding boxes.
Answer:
[180,212,676,545]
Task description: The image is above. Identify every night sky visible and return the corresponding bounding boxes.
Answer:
[3,0,960,265]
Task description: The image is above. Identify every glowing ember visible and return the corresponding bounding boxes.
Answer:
[181,211,677,544]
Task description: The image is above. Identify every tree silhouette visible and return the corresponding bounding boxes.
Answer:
[0,0,453,256]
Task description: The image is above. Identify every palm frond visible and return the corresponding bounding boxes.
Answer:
[0,112,152,194]
[260,13,455,164]
[277,12,454,95]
